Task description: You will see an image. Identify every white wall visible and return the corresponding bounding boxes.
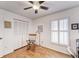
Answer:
[33,6,79,55]
[0,9,33,56]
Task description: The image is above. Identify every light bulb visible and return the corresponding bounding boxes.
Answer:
[33,5,39,10]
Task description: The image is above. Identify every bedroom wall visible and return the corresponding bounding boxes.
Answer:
[0,9,33,56]
[33,6,79,55]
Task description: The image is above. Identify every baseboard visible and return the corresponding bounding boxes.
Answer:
[36,44,71,57]
[67,47,76,58]
[14,45,27,51]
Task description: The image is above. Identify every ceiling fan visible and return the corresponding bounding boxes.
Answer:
[24,1,48,14]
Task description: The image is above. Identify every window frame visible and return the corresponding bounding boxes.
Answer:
[50,17,70,46]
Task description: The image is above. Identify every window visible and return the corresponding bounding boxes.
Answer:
[51,18,69,46]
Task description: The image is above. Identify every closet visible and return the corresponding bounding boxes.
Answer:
[14,19,28,49]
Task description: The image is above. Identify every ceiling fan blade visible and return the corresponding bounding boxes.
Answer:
[35,10,38,14]
[39,1,45,4]
[29,1,33,4]
[24,7,32,10]
[40,6,48,10]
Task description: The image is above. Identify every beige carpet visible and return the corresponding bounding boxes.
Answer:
[2,46,72,58]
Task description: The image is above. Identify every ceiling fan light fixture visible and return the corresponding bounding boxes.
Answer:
[24,1,48,14]
[33,5,39,10]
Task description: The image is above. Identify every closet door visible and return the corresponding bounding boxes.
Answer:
[14,20,21,49]
[14,20,28,49]
[22,22,28,46]
[18,21,23,48]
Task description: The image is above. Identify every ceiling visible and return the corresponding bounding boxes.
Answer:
[0,1,79,19]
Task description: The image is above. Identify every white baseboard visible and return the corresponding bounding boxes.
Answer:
[39,44,70,55]
[67,47,76,57]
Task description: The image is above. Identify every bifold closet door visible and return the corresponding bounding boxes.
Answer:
[22,22,28,46]
[14,20,22,49]
[14,20,28,49]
